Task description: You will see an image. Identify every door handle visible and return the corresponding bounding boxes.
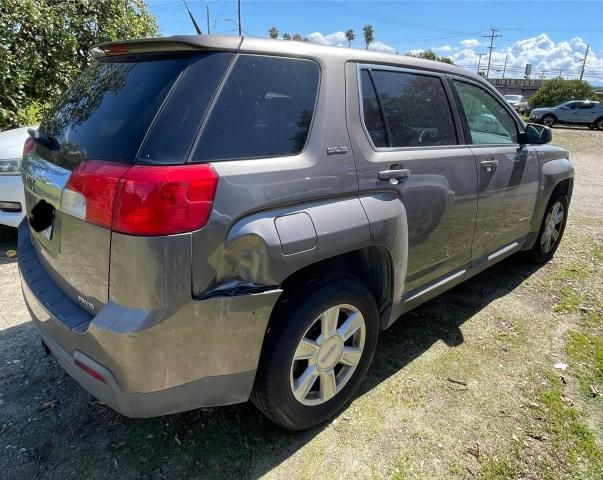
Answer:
[480,158,498,172]
[378,168,411,184]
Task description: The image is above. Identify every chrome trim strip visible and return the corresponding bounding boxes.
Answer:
[487,241,519,261]
[404,269,466,302]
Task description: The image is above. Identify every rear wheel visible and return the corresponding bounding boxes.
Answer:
[525,192,568,264]
[542,114,555,128]
[251,276,379,430]
[595,118,603,130]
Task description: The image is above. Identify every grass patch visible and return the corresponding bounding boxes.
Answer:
[480,455,520,480]
[535,375,603,480]
[565,331,603,397]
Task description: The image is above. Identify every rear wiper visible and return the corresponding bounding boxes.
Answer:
[28,128,60,151]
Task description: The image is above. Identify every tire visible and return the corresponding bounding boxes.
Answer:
[595,117,603,130]
[542,114,555,128]
[524,192,569,264]
[251,275,379,430]
[588,125,596,130]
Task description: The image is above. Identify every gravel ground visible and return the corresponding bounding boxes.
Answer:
[0,128,601,479]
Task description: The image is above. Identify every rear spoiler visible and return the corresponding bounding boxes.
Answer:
[91,35,243,59]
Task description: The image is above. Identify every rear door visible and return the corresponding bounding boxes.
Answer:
[21,51,232,313]
[450,78,539,261]
[349,64,478,297]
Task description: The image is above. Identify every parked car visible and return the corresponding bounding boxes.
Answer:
[530,100,603,129]
[0,125,38,228]
[18,35,574,430]
[504,94,528,114]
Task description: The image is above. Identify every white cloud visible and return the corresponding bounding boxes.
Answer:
[368,41,396,54]
[432,45,456,53]
[452,34,603,82]
[306,30,395,53]
[460,38,481,48]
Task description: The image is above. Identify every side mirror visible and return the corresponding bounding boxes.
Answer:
[519,123,552,145]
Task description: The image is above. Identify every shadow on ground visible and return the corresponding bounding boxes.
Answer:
[0,252,541,480]
[0,225,18,265]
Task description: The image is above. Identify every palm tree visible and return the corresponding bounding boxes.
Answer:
[282,32,291,40]
[345,29,355,48]
[292,33,302,41]
[362,24,374,50]
[268,27,278,39]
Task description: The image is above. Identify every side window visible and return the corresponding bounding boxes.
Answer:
[360,70,387,147]
[369,70,457,147]
[579,103,595,109]
[453,80,518,145]
[192,55,319,162]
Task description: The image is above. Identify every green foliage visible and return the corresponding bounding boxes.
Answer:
[529,78,597,109]
[407,49,454,65]
[268,26,278,39]
[345,28,355,48]
[282,32,291,40]
[362,24,374,50]
[0,0,158,130]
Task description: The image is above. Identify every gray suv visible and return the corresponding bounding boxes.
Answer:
[530,100,603,129]
[19,35,574,430]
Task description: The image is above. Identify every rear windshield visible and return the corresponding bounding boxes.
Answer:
[38,54,191,170]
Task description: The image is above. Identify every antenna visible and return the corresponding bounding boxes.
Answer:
[182,0,202,35]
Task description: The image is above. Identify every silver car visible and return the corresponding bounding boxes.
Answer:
[530,100,603,129]
[19,35,574,430]
[504,94,528,114]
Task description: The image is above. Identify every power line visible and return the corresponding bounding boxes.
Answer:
[482,28,502,79]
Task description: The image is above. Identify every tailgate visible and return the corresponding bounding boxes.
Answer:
[20,52,199,314]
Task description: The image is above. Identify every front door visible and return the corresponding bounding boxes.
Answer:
[348,64,478,297]
[451,79,540,261]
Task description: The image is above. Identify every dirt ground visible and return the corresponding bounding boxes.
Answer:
[0,127,601,480]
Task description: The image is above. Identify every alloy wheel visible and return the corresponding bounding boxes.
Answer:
[541,201,565,253]
[543,115,554,127]
[290,304,366,406]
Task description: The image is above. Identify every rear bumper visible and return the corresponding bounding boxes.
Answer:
[0,175,25,228]
[18,221,282,417]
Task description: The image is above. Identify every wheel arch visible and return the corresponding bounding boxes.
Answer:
[276,247,395,330]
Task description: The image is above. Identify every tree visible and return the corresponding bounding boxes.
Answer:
[0,0,158,130]
[282,33,291,40]
[406,50,454,65]
[345,29,356,48]
[292,33,302,41]
[268,26,278,39]
[529,78,597,109]
[362,24,374,50]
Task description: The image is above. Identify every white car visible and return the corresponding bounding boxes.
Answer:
[0,126,37,228]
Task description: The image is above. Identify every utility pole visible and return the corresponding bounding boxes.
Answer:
[502,54,508,79]
[237,0,242,36]
[206,5,210,34]
[558,68,563,78]
[482,28,502,79]
[579,44,590,81]
[476,53,485,74]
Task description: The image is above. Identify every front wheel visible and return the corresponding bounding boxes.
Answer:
[596,118,603,130]
[524,192,568,264]
[542,114,555,128]
[251,276,379,430]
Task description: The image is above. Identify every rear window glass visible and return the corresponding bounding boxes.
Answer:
[39,55,190,170]
[192,55,320,162]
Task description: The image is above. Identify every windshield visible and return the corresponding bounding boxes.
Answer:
[505,95,521,101]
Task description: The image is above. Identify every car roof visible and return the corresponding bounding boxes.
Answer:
[94,34,487,84]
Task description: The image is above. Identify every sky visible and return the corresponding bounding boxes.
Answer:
[146,0,603,84]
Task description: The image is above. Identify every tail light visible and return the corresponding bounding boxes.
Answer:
[61,161,218,236]
[23,136,34,157]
